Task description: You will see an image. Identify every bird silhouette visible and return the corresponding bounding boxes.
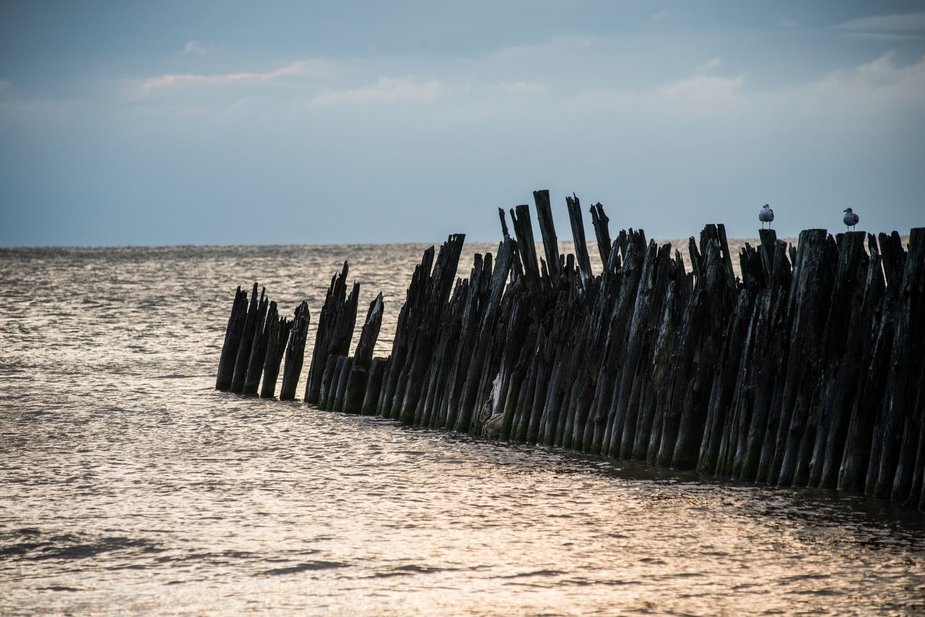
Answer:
[759,204,774,229]
[843,208,860,231]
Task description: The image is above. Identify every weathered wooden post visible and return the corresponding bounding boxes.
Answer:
[589,230,647,454]
[260,306,291,399]
[305,262,354,404]
[317,354,341,409]
[590,202,612,267]
[418,279,468,428]
[279,301,310,401]
[670,225,737,470]
[615,242,676,460]
[739,233,792,482]
[242,292,270,396]
[871,228,925,501]
[361,358,388,415]
[398,234,465,425]
[216,286,248,391]
[566,193,593,291]
[332,356,354,412]
[836,236,887,492]
[769,229,833,486]
[534,189,561,281]
[231,284,263,393]
[443,250,497,430]
[379,246,435,418]
[807,231,868,488]
[343,293,384,414]
[454,235,514,432]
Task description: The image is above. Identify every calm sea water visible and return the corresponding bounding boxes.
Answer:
[1,244,924,616]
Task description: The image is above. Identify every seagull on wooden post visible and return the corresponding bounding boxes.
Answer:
[759,204,774,229]
[843,208,860,231]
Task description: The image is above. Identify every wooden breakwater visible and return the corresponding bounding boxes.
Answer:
[215,190,925,510]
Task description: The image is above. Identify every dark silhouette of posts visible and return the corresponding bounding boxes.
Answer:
[213,191,925,511]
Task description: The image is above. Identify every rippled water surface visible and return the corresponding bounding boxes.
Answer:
[2,244,924,616]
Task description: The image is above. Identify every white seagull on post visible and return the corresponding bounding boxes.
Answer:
[759,204,774,229]
[843,208,860,231]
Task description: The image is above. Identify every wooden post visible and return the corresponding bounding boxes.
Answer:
[332,356,354,413]
[379,246,435,418]
[590,202,612,268]
[443,251,493,429]
[342,293,385,414]
[671,225,736,470]
[771,229,833,486]
[216,286,248,391]
[305,262,350,404]
[230,284,261,393]
[908,349,925,510]
[279,301,310,401]
[361,358,388,415]
[873,229,925,500]
[509,204,541,291]
[398,234,465,425]
[318,353,340,409]
[420,280,468,427]
[260,307,290,399]
[739,240,792,482]
[565,193,593,290]
[698,285,753,475]
[835,237,886,491]
[454,237,514,432]
[242,294,271,396]
[355,293,384,370]
[606,240,666,458]
[808,231,867,488]
[533,189,561,281]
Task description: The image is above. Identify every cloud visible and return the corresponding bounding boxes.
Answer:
[814,52,925,93]
[139,59,332,94]
[0,79,10,92]
[651,10,671,21]
[834,11,925,39]
[660,74,744,102]
[494,35,597,60]
[310,77,444,107]
[778,17,800,29]
[180,40,210,56]
[696,58,723,72]
[593,52,924,120]
[488,81,546,95]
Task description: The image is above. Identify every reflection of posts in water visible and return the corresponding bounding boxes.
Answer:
[213,189,925,511]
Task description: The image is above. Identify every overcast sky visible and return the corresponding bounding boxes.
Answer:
[1,1,924,246]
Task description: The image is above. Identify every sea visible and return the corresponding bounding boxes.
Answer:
[1,243,924,616]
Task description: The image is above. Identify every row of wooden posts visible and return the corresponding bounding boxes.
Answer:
[216,190,925,510]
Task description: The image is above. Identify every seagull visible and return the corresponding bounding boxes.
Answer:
[843,208,860,231]
[759,204,774,229]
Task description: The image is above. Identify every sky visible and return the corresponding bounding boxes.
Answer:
[1,1,924,246]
